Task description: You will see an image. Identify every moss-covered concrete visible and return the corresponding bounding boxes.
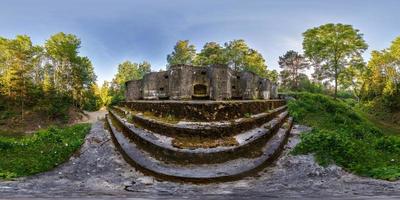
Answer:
[122,99,286,121]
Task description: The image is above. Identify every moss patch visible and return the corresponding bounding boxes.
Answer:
[172,136,238,149]
[142,112,180,124]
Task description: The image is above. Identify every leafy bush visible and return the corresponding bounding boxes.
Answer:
[289,92,400,180]
[0,123,91,179]
[35,94,72,122]
[0,110,16,120]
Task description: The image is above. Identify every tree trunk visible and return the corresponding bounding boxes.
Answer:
[334,62,338,99]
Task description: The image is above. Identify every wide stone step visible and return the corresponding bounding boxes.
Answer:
[121,100,286,121]
[112,105,287,137]
[106,114,293,181]
[108,109,288,164]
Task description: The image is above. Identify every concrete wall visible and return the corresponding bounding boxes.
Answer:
[230,71,242,99]
[125,65,278,101]
[240,71,259,100]
[271,84,278,99]
[142,72,160,100]
[192,67,211,99]
[258,78,271,100]
[125,80,142,101]
[168,65,193,100]
[210,65,232,100]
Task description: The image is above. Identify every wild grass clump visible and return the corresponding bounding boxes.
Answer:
[0,123,91,179]
[289,92,400,181]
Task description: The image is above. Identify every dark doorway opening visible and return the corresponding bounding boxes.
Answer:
[192,84,209,100]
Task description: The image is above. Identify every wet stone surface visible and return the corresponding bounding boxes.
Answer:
[1,122,400,199]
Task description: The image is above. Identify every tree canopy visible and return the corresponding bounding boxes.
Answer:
[166,39,273,80]
[109,60,151,104]
[303,23,368,98]
[278,50,309,90]
[194,42,225,66]
[362,37,400,110]
[167,40,196,67]
[0,33,97,119]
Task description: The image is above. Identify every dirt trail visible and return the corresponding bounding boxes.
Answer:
[0,122,399,199]
[75,108,107,124]
[82,109,108,123]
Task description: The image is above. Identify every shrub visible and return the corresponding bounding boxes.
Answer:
[289,92,400,180]
[0,123,91,179]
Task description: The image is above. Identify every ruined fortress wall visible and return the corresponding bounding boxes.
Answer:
[125,65,278,101]
[168,65,193,100]
[142,72,160,100]
[230,71,242,99]
[240,71,259,99]
[125,80,142,101]
[155,71,169,99]
[192,67,211,98]
[271,84,278,99]
[258,78,271,100]
[210,65,232,100]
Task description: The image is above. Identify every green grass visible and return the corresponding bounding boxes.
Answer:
[288,92,400,181]
[357,110,400,136]
[0,123,91,179]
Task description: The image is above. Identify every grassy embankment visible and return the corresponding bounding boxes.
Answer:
[288,93,400,181]
[0,123,91,179]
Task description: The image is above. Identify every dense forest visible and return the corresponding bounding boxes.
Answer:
[0,33,100,132]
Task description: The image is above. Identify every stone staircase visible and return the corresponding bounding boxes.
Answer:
[105,100,293,182]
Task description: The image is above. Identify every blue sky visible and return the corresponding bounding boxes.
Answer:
[1,0,399,84]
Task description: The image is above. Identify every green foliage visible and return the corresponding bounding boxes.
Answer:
[114,61,150,86]
[362,36,400,111]
[165,39,274,79]
[194,42,226,66]
[0,123,90,179]
[167,40,197,67]
[278,50,309,90]
[0,33,98,123]
[289,92,400,180]
[109,60,151,104]
[36,93,72,121]
[98,81,112,107]
[265,69,279,83]
[303,23,368,98]
[0,35,42,119]
[223,39,269,77]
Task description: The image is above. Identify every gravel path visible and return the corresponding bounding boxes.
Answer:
[1,121,399,199]
[82,109,108,124]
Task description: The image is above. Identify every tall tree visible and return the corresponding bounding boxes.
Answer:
[99,81,112,107]
[71,56,96,108]
[194,42,226,66]
[45,32,81,94]
[224,39,269,77]
[110,60,151,104]
[138,61,151,78]
[363,36,400,110]
[0,35,40,119]
[266,69,279,83]
[167,40,196,67]
[278,50,309,90]
[114,60,151,86]
[303,23,368,98]
[338,57,367,101]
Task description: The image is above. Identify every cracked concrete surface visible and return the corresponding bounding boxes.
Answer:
[1,121,399,199]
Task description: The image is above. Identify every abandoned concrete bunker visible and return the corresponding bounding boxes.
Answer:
[125,65,279,101]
